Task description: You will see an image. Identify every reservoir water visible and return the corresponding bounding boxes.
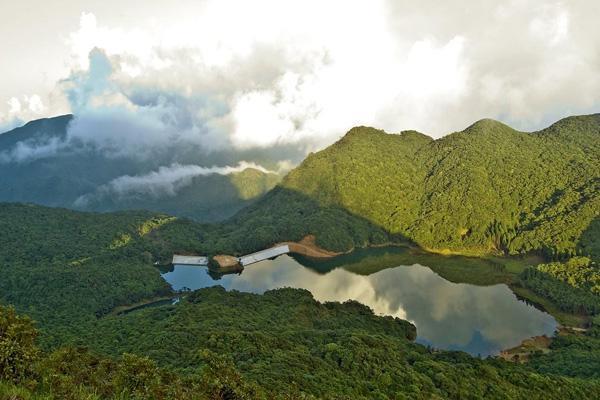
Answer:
[160,247,557,356]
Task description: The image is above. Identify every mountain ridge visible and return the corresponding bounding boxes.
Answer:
[214,113,599,260]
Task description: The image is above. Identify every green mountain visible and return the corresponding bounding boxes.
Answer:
[1,113,600,399]
[0,115,280,222]
[215,114,599,259]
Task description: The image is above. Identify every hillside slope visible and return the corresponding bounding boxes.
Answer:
[0,203,599,398]
[218,114,599,258]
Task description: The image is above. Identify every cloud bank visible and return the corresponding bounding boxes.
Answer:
[1,0,599,164]
[74,161,274,206]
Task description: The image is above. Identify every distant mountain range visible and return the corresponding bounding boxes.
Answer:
[0,115,280,221]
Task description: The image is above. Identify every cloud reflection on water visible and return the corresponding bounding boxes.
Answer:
[162,255,557,356]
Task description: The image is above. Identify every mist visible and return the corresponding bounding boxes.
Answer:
[74,161,275,206]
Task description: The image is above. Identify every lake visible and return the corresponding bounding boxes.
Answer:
[160,247,557,356]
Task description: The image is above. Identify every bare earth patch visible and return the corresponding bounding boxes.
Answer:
[278,235,343,258]
[499,335,552,362]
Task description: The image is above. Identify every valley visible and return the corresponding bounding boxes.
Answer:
[0,113,599,399]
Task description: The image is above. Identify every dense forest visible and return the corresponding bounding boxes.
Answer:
[204,114,599,259]
[2,292,600,399]
[1,114,599,398]
[1,201,599,398]
[3,114,598,259]
[518,257,600,314]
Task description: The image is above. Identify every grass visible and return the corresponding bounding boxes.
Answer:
[488,254,545,275]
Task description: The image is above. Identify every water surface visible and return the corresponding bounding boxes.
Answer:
[161,251,557,356]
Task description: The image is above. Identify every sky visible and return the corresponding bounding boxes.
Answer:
[1,0,600,159]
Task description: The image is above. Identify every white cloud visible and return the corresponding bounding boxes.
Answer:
[0,137,67,163]
[7,97,21,114]
[529,5,569,46]
[0,94,49,135]
[74,161,274,206]
[1,0,599,156]
[25,94,46,114]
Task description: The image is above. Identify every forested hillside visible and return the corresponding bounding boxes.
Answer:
[3,114,597,259]
[216,114,599,259]
[3,292,600,399]
[1,202,600,398]
[1,113,599,399]
[0,203,177,346]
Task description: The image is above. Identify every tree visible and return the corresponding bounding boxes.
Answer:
[0,305,39,383]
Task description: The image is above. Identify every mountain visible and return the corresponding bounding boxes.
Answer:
[0,115,280,222]
[211,114,600,259]
[5,113,596,259]
[1,114,599,399]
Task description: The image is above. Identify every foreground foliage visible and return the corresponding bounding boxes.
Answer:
[2,296,600,400]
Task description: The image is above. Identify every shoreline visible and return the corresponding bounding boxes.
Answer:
[171,237,587,361]
[269,238,591,360]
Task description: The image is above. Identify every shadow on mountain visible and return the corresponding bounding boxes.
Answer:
[79,170,277,223]
[199,185,409,256]
[578,216,600,261]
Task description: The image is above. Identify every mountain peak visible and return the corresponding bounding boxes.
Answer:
[343,126,387,138]
[0,114,74,148]
[464,118,514,133]
[541,113,600,133]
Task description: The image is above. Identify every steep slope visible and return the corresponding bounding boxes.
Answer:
[225,114,600,258]
[284,127,432,231]
[0,115,280,221]
[0,203,176,346]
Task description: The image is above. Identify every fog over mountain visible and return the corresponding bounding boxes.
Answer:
[0,115,284,221]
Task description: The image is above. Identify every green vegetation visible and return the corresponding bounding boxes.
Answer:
[0,304,264,399]
[518,258,600,314]
[537,257,599,293]
[513,257,600,380]
[215,115,599,260]
[2,203,600,398]
[0,306,38,384]
[0,204,173,347]
[529,316,600,379]
[3,295,600,399]
[1,113,600,398]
